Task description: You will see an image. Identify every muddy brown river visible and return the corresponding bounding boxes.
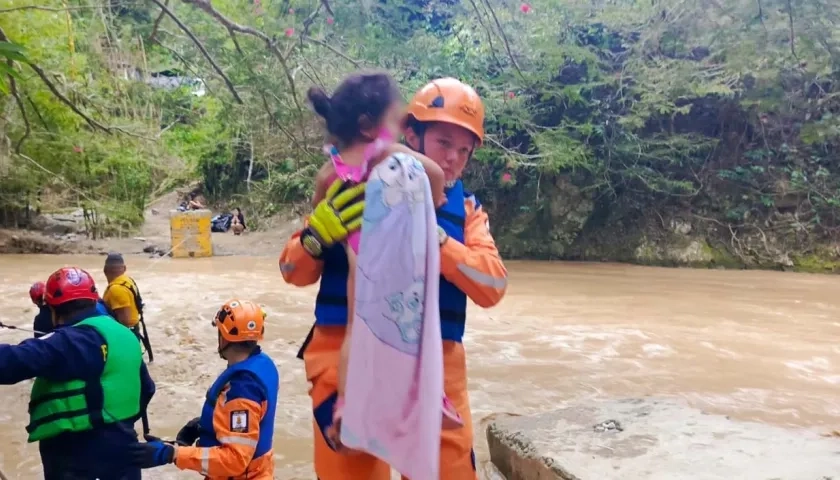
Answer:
[1,255,839,479]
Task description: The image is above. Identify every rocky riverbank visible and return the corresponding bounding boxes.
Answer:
[3,187,839,274]
[480,174,840,274]
[0,193,299,258]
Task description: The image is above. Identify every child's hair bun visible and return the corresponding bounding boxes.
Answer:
[307,86,332,120]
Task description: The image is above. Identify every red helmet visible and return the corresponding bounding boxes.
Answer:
[29,281,46,305]
[44,267,99,307]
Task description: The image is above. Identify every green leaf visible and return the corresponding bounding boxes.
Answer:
[0,41,28,63]
[0,61,21,83]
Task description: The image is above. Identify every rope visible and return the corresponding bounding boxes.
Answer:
[0,322,46,335]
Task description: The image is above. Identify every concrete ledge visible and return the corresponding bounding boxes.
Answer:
[487,398,840,480]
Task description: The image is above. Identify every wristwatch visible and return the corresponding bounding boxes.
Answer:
[437,226,448,246]
[300,228,324,258]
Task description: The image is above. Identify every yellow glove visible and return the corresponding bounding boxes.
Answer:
[301,178,366,258]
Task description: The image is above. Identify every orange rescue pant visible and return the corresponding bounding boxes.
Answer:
[304,326,478,480]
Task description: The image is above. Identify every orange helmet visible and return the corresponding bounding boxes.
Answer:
[213,300,265,343]
[405,78,485,145]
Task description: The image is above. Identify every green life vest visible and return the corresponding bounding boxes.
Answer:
[26,315,143,443]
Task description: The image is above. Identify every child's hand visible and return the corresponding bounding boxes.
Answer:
[433,188,448,208]
[383,145,447,207]
[326,423,358,455]
[325,421,345,451]
[326,398,360,455]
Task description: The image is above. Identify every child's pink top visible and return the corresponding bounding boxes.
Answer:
[323,132,392,254]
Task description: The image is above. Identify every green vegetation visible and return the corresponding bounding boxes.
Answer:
[0,0,838,269]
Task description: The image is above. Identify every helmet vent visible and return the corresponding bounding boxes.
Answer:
[429,95,445,108]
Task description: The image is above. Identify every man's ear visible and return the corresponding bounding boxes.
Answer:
[404,126,421,150]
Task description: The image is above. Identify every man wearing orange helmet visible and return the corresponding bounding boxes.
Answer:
[0,267,156,480]
[280,77,507,479]
[127,300,280,479]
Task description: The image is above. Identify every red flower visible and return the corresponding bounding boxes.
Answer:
[73,145,83,154]
[507,91,515,99]
[520,3,531,13]
[501,172,513,183]
[288,8,295,14]
[285,28,295,37]
[327,17,335,25]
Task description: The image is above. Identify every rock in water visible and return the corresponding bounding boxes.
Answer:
[487,398,840,480]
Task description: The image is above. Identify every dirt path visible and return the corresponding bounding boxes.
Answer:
[0,192,302,257]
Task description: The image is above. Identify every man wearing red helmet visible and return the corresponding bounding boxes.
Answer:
[280,78,507,479]
[0,267,156,480]
[29,281,52,339]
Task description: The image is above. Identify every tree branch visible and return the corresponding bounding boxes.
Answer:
[150,38,215,95]
[148,0,243,104]
[303,36,361,67]
[481,0,524,77]
[7,59,30,153]
[228,30,245,56]
[785,0,797,58]
[293,4,324,57]
[149,0,169,42]
[28,61,113,133]
[319,0,335,17]
[0,25,113,133]
[26,95,50,131]
[179,0,303,113]
[465,0,504,70]
[756,0,767,32]
[0,4,112,13]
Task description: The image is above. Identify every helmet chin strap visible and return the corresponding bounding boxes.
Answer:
[217,333,230,359]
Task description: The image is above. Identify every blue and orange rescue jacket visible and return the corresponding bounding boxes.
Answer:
[279,180,508,345]
[174,348,279,479]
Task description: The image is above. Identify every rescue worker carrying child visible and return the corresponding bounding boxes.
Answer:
[280,77,508,480]
[126,299,279,479]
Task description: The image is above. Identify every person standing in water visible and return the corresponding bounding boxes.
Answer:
[29,281,51,338]
[102,252,153,362]
[102,253,142,329]
[0,267,155,479]
[279,77,508,480]
[125,300,279,479]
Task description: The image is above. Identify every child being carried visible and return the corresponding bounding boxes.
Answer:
[306,72,462,452]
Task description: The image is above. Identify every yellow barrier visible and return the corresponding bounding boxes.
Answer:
[169,209,213,258]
